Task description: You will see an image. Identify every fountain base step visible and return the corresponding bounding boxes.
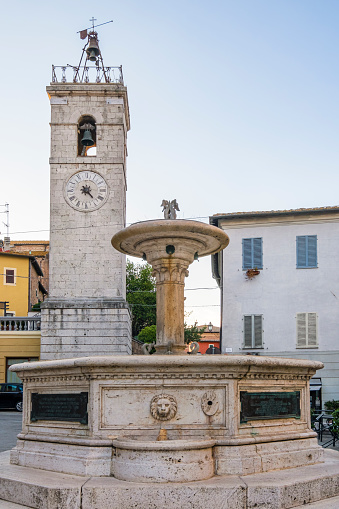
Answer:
[2,449,339,509]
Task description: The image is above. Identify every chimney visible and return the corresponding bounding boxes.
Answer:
[3,237,11,252]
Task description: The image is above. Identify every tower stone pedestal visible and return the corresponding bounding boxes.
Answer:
[41,83,131,359]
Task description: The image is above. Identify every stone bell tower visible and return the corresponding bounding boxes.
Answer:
[41,28,131,359]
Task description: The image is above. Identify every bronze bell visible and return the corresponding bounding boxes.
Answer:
[81,129,95,147]
[86,36,100,62]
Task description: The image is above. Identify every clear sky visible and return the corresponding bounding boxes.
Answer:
[1,1,338,326]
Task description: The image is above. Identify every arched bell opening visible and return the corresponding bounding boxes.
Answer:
[77,115,96,156]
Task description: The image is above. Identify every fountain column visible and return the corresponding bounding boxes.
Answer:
[151,258,189,354]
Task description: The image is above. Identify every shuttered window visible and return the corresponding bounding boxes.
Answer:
[242,238,263,270]
[243,315,263,348]
[4,268,16,286]
[296,235,317,268]
[296,313,318,348]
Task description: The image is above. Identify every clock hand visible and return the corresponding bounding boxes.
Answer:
[81,185,93,198]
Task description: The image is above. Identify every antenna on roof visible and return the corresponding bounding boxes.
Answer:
[0,203,9,236]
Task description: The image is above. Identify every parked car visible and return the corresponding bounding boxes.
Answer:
[0,383,23,411]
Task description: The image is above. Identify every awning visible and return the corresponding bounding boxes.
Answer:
[310,378,322,391]
[310,385,322,391]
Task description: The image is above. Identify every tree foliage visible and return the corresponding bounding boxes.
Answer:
[138,324,156,344]
[331,409,339,436]
[127,261,206,344]
[126,260,156,337]
[184,321,205,344]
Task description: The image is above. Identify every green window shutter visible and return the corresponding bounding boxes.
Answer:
[244,316,253,347]
[296,313,307,346]
[243,315,263,348]
[254,315,263,347]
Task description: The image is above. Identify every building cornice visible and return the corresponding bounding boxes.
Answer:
[210,207,339,228]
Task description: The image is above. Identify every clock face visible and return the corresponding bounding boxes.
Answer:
[64,171,109,211]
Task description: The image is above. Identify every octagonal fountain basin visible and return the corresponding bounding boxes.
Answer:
[112,436,216,483]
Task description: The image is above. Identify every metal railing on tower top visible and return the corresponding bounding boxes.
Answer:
[51,65,124,84]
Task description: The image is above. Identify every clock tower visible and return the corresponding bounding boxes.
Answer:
[41,29,131,359]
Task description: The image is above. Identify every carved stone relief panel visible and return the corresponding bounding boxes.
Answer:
[150,394,177,421]
[201,390,219,416]
[100,386,226,429]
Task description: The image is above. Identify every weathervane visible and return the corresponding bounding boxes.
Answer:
[73,18,114,83]
[51,18,123,85]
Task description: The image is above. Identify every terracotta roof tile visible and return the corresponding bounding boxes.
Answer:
[211,206,339,219]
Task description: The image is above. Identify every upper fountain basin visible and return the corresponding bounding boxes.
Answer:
[111,219,230,263]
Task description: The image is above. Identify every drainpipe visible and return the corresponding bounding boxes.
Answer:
[28,260,31,314]
[220,252,223,354]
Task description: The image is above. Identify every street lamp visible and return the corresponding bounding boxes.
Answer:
[208,322,213,332]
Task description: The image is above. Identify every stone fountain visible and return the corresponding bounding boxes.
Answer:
[2,206,339,508]
[111,217,229,354]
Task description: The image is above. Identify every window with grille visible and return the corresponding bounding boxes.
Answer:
[296,313,318,348]
[242,238,263,270]
[243,315,263,348]
[4,268,16,286]
[296,235,317,268]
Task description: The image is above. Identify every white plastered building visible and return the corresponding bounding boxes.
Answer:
[210,207,339,408]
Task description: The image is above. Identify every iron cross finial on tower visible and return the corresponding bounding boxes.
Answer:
[89,17,97,31]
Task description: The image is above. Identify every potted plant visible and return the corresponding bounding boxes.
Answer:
[245,268,260,280]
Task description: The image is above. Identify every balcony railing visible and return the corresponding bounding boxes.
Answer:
[0,317,41,331]
[52,65,124,84]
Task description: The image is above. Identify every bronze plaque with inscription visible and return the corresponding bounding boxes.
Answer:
[240,391,300,423]
[31,392,88,424]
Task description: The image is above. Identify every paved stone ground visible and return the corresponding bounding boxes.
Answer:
[0,502,31,508]
[0,411,22,453]
[318,430,339,451]
[297,495,339,507]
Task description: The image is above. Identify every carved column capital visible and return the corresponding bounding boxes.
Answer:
[152,260,189,284]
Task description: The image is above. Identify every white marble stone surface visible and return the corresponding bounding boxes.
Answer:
[8,355,324,478]
[43,82,132,359]
[112,437,215,482]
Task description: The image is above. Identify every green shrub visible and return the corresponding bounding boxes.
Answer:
[324,400,339,412]
[138,325,156,344]
[331,409,339,436]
